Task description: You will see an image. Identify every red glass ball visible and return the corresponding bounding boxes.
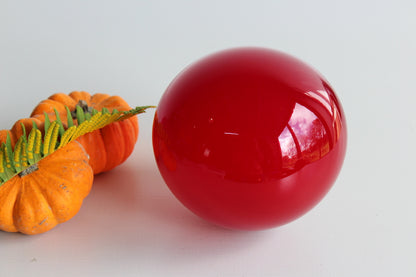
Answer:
[152,47,347,230]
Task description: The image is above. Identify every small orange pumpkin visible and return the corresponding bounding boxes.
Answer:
[0,126,93,235]
[0,105,147,235]
[30,91,140,174]
[0,118,44,148]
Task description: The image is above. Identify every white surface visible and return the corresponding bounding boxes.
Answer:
[1,0,415,276]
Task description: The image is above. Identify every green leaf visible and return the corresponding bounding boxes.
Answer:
[32,120,39,130]
[76,105,85,124]
[0,104,155,186]
[5,133,14,169]
[117,105,156,121]
[13,138,23,172]
[54,108,65,137]
[65,106,74,127]
[20,123,27,141]
[44,112,51,134]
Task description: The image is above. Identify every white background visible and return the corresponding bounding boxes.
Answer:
[1,0,415,276]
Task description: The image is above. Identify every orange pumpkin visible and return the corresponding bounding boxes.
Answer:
[0,118,44,148]
[30,91,139,174]
[0,105,148,235]
[0,127,93,235]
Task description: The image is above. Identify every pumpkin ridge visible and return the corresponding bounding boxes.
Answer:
[19,174,59,232]
[117,119,138,163]
[0,178,21,232]
[12,142,91,233]
[94,128,109,170]
[49,93,78,109]
[89,93,110,107]
[11,177,33,233]
[29,172,60,221]
[12,177,25,230]
[30,99,68,117]
[36,160,87,196]
[69,91,93,106]
[100,123,125,172]
[76,131,107,173]
[91,95,126,112]
[31,167,74,224]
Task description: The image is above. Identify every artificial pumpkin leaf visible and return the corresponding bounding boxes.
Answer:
[30,92,155,174]
[0,105,153,186]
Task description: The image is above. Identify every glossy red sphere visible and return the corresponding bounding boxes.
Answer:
[153,47,347,230]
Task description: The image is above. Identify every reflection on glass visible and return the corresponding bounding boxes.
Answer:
[305,90,333,116]
[278,103,330,176]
